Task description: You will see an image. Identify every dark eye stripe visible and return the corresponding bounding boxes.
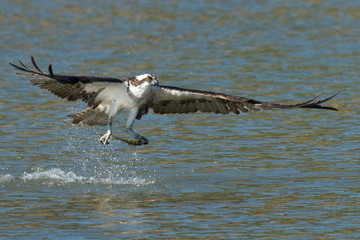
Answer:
[131,79,146,86]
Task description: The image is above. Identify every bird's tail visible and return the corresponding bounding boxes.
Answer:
[68,107,109,126]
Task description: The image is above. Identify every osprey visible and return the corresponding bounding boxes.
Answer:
[10,57,338,146]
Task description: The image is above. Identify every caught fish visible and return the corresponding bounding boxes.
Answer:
[113,136,149,146]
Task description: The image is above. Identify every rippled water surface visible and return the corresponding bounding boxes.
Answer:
[1,0,359,239]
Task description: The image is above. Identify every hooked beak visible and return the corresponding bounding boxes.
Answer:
[153,78,159,87]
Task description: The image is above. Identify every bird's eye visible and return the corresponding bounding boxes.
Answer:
[146,77,151,82]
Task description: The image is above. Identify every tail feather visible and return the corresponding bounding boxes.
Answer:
[68,108,109,126]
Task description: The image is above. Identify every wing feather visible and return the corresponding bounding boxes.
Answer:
[10,56,126,109]
[136,85,338,120]
[12,57,338,122]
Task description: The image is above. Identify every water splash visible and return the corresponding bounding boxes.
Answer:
[1,168,155,186]
[22,168,84,183]
[0,174,14,182]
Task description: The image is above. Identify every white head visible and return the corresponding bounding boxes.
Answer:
[127,73,158,99]
[134,73,158,87]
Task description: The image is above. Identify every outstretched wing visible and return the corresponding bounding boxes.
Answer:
[136,85,338,119]
[10,56,127,109]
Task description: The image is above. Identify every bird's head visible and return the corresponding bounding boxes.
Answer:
[127,73,159,99]
[134,73,158,87]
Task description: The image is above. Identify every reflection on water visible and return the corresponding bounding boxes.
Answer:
[1,0,359,238]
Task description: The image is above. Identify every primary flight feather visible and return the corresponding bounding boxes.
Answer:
[10,56,338,146]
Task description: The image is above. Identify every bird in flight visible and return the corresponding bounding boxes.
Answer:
[10,57,338,146]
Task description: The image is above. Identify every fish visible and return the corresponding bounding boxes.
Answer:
[112,135,149,146]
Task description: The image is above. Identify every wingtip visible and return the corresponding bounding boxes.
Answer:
[322,106,338,111]
[48,64,54,76]
[10,56,52,78]
[299,92,340,111]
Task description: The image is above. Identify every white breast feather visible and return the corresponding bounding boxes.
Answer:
[84,82,138,117]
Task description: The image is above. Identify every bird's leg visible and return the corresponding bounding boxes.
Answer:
[125,108,149,144]
[100,119,112,146]
[126,127,148,144]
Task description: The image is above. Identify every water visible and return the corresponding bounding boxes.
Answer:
[1,0,359,239]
